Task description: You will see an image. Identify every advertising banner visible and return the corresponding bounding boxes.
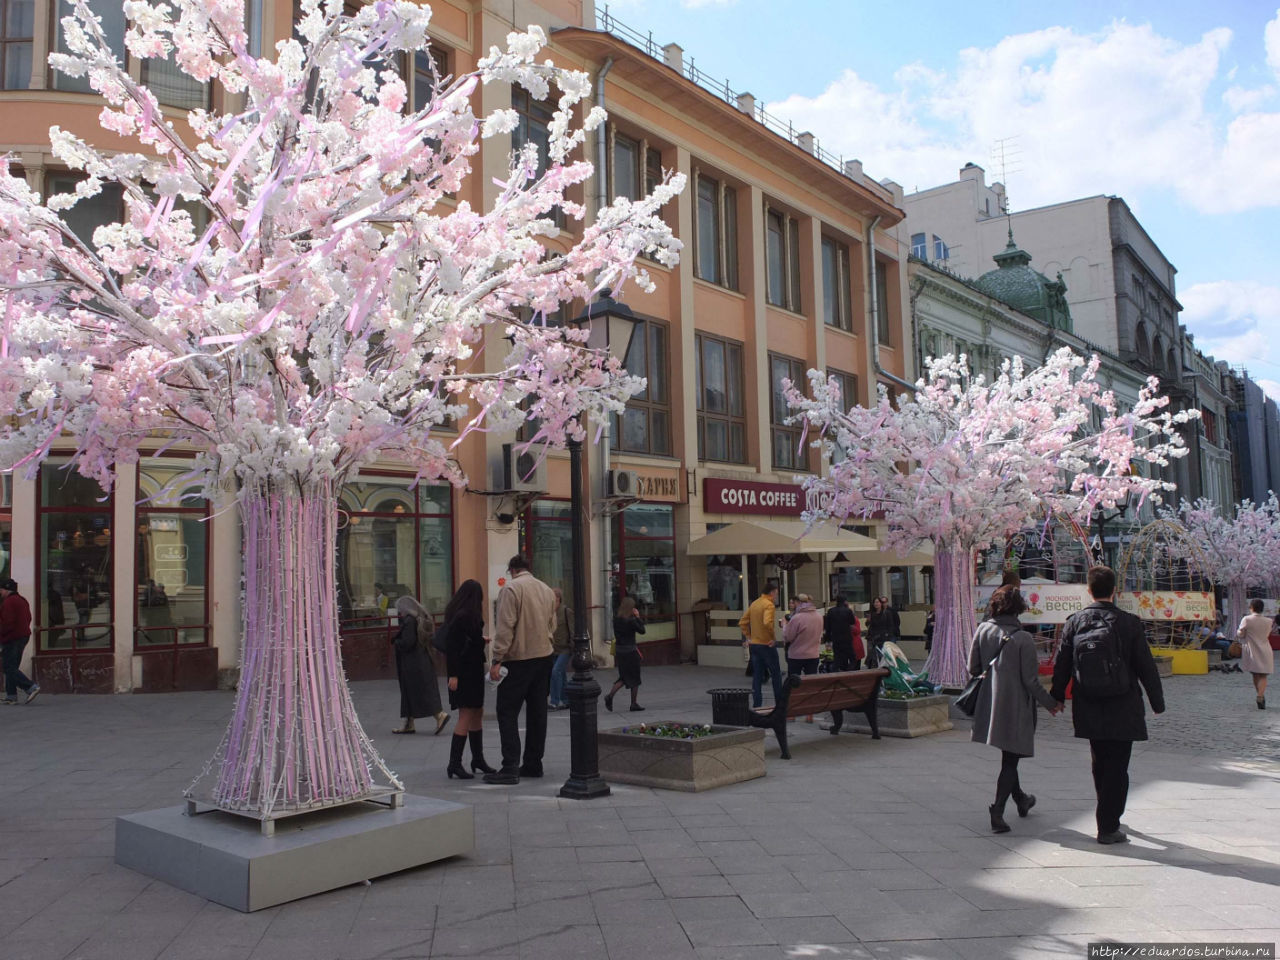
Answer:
[1115,591,1216,621]
[974,583,1091,624]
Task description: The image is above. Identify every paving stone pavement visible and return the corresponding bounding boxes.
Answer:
[2,664,1279,960]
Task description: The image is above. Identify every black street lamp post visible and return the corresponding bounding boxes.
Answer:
[559,435,610,800]
[558,292,640,801]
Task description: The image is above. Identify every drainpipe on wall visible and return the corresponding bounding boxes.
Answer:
[867,215,917,395]
[595,57,615,666]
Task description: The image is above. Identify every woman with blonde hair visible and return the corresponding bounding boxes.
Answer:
[391,595,450,736]
[604,596,645,712]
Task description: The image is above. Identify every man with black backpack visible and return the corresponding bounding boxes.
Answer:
[1051,566,1164,845]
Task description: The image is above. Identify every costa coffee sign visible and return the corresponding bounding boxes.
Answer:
[704,478,805,516]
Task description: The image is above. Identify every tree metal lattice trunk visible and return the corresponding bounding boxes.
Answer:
[191,482,401,819]
[923,545,977,689]
[1225,582,1248,642]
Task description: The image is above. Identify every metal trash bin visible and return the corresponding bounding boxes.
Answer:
[706,687,752,727]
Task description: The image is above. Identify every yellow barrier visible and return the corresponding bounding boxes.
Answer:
[1149,646,1208,675]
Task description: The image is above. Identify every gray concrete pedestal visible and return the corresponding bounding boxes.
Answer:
[115,795,473,912]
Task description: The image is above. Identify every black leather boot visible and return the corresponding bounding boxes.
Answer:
[989,804,1011,834]
[469,730,496,774]
[446,733,473,779]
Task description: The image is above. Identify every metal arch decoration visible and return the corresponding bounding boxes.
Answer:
[1116,518,1217,647]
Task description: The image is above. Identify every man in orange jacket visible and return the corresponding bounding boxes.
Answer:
[739,581,781,708]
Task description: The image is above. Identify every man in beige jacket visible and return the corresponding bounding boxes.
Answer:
[485,554,558,784]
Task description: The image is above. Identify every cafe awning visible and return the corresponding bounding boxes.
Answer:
[686,520,884,557]
[832,545,936,568]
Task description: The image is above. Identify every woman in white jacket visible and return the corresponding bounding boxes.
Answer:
[1237,598,1275,710]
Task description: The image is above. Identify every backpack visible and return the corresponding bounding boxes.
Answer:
[1070,611,1131,698]
[431,619,450,655]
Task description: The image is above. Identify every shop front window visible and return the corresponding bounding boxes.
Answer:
[612,504,676,641]
[135,460,210,648]
[38,462,113,651]
[0,474,10,584]
[831,566,872,606]
[337,477,453,628]
[519,499,576,601]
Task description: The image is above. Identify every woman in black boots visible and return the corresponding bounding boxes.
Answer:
[968,585,1062,833]
[604,596,645,713]
[443,579,495,779]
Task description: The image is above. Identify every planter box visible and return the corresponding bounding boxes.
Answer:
[598,724,765,792]
[846,694,953,738]
[1153,655,1174,678]
[1149,646,1207,675]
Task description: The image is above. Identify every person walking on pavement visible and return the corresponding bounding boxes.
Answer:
[783,594,823,723]
[548,588,573,711]
[0,579,38,705]
[740,582,782,709]
[1236,598,1274,709]
[390,596,450,736]
[1051,565,1164,845]
[824,595,864,672]
[867,596,896,667]
[485,555,557,785]
[969,585,1062,834]
[443,579,496,779]
[604,596,646,713]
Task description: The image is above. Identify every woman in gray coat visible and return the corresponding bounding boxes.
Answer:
[969,585,1061,833]
[391,595,450,736]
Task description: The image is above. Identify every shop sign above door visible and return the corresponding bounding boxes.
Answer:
[703,477,805,516]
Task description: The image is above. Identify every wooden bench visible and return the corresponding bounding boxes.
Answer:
[748,668,889,759]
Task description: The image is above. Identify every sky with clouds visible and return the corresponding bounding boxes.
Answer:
[600,0,1280,398]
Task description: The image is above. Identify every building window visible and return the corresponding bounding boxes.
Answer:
[822,236,852,331]
[613,319,671,456]
[47,175,123,248]
[512,87,553,179]
[765,207,801,311]
[610,131,664,204]
[139,42,210,110]
[519,499,576,603]
[613,503,676,638]
[827,368,858,412]
[694,173,738,289]
[1,0,32,89]
[336,477,453,630]
[1202,409,1218,446]
[695,332,746,463]
[874,259,891,346]
[770,354,809,472]
[135,459,210,648]
[52,0,125,93]
[932,235,949,262]
[37,462,114,653]
[910,233,926,259]
[412,45,448,113]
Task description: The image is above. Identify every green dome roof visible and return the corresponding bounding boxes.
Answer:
[974,229,1073,332]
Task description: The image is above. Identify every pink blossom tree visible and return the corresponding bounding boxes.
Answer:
[785,349,1195,687]
[0,0,682,820]
[1168,497,1280,632]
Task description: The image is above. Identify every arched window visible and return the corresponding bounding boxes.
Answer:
[1167,348,1177,376]
[1135,323,1150,366]
[1151,334,1163,370]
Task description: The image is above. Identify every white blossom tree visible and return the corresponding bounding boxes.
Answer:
[1168,497,1280,632]
[785,349,1195,687]
[0,0,682,820]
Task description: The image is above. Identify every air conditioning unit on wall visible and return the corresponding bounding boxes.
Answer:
[607,469,641,498]
[502,444,546,493]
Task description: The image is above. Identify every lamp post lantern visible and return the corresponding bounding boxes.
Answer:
[558,292,640,800]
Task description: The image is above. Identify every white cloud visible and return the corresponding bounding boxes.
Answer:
[765,18,1280,214]
[1181,280,1280,402]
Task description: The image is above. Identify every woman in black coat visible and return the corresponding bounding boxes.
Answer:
[391,596,449,736]
[604,596,645,712]
[443,579,495,779]
[867,596,897,664]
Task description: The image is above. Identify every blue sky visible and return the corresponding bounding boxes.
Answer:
[602,0,1280,397]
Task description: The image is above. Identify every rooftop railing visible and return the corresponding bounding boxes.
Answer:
[595,5,891,201]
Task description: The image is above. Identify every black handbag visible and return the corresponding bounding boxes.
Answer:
[954,629,1010,717]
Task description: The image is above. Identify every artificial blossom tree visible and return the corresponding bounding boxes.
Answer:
[0,0,682,820]
[785,349,1195,687]
[1168,496,1280,633]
